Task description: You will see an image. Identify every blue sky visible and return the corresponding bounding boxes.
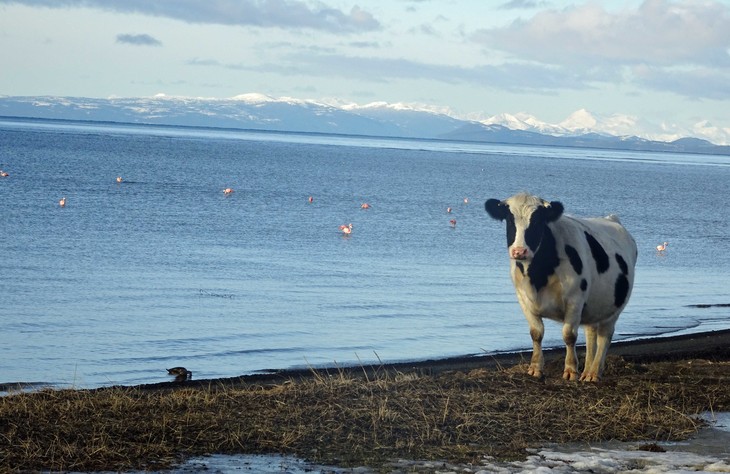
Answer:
[1,0,729,141]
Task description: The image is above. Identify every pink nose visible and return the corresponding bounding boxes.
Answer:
[511,247,528,260]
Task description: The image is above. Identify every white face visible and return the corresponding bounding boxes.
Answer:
[504,195,549,261]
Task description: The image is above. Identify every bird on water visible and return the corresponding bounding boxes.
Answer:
[167,367,192,381]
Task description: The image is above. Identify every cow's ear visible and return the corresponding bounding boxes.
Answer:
[485,198,509,221]
[546,200,564,222]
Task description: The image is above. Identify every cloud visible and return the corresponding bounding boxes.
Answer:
[1,0,380,33]
[475,0,730,67]
[189,51,594,93]
[632,65,730,100]
[498,0,550,9]
[472,0,730,100]
[116,33,162,46]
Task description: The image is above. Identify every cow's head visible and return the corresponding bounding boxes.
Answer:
[485,193,564,260]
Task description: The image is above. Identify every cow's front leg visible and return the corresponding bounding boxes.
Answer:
[562,323,579,380]
[527,318,545,378]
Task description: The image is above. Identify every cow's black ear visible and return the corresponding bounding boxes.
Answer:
[485,198,508,221]
[547,201,564,222]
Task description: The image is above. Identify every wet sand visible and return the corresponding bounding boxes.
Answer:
[136,327,730,391]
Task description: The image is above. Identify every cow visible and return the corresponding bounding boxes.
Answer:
[485,193,637,382]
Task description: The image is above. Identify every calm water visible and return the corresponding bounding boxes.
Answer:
[1,119,729,389]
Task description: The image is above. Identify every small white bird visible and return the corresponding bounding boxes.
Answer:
[59,197,66,207]
[339,223,353,235]
[656,241,669,252]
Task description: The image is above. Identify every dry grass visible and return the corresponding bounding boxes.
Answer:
[2,355,730,472]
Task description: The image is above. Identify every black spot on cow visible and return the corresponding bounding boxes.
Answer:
[515,261,524,275]
[581,279,588,291]
[616,253,628,275]
[523,203,564,252]
[524,207,547,251]
[485,199,508,220]
[614,274,630,307]
[485,199,516,247]
[564,244,583,275]
[585,232,610,274]
[526,226,560,292]
[505,213,516,248]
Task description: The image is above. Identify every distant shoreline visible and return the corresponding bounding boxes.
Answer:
[3,112,730,157]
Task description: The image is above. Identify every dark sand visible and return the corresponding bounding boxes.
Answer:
[136,327,730,391]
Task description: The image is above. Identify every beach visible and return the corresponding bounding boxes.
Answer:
[2,328,730,472]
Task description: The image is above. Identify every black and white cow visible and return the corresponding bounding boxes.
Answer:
[485,193,637,382]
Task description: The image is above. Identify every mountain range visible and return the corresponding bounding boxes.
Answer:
[1,94,729,156]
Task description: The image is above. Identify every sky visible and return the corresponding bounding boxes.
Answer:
[1,0,730,142]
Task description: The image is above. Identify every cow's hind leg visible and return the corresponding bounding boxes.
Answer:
[561,303,583,381]
[582,325,597,377]
[581,319,616,382]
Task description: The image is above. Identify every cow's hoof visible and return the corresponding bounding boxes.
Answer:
[527,366,543,378]
[580,372,600,382]
[562,369,579,381]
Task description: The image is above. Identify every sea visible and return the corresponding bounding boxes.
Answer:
[1,118,729,391]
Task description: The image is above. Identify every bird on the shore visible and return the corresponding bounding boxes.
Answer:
[361,203,370,209]
[656,241,669,252]
[0,170,8,177]
[59,197,66,207]
[339,223,353,235]
[223,187,234,195]
[167,367,192,381]
[116,176,123,183]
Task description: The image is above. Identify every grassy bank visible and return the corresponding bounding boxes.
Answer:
[2,351,730,472]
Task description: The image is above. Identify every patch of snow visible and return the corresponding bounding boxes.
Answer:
[230,93,276,103]
[343,100,456,117]
[173,413,730,473]
[692,120,730,146]
[560,108,598,132]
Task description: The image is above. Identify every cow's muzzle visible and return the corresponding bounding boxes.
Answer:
[510,246,529,260]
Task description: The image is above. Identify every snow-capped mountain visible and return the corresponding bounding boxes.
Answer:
[481,108,730,147]
[1,94,728,154]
